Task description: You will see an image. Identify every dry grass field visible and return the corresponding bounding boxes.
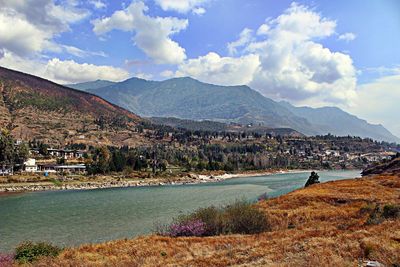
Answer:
[33,173,400,266]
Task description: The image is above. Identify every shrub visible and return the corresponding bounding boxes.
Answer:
[305,171,320,187]
[257,192,270,201]
[222,201,270,234]
[15,241,62,263]
[366,205,384,225]
[0,253,14,267]
[364,204,400,225]
[382,204,400,219]
[168,219,206,237]
[160,200,270,237]
[184,206,224,236]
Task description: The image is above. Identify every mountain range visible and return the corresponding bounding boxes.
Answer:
[68,77,400,143]
[0,66,146,147]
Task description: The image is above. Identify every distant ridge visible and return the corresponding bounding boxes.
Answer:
[149,117,304,137]
[279,101,400,143]
[80,76,317,135]
[69,76,400,143]
[67,80,116,91]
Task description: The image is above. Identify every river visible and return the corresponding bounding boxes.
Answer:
[0,170,360,252]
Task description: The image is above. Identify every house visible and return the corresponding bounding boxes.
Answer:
[325,150,340,157]
[14,139,23,146]
[47,149,84,159]
[24,158,38,172]
[37,164,86,174]
[54,164,86,174]
[0,165,13,176]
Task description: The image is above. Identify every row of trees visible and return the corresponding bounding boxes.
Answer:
[84,143,305,175]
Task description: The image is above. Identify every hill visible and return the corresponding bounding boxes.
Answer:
[280,101,400,143]
[70,77,399,143]
[81,77,317,135]
[34,171,400,266]
[362,153,400,176]
[0,67,145,147]
[66,80,116,91]
[149,117,304,137]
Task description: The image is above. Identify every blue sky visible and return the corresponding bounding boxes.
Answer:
[0,0,399,136]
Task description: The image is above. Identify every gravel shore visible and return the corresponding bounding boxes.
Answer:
[0,169,309,194]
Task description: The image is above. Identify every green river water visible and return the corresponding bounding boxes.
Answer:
[0,170,360,252]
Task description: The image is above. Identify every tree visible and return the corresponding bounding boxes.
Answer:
[15,143,29,165]
[305,171,320,187]
[56,157,66,165]
[89,146,111,174]
[112,151,126,172]
[38,143,49,156]
[0,130,15,165]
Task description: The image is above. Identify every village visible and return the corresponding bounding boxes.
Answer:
[0,145,87,176]
[0,134,398,178]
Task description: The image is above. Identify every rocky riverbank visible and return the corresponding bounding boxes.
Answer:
[0,169,309,194]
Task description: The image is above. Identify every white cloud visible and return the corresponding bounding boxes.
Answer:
[89,0,106,9]
[363,66,400,76]
[61,45,107,58]
[154,0,208,14]
[0,51,129,84]
[348,74,400,137]
[192,7,206,15]
[0,12,51,56]
[0,0,90,57]
[45,59,130,84]
[92,1,188,64]
[160,70,174,78]
[134,72,153,80]
[176,52,260,86]
[338,32,356,42]
[256,23,270,36]
[247,3,355,106]
[176,2,356,106]
[227,28,253,55]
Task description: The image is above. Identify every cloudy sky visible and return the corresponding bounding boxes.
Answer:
[0,0,399,136]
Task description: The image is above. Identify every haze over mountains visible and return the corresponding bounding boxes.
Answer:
[68,77,400,143]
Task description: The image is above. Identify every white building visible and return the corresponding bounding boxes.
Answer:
[24,158,38,172]
[0,166,13,176]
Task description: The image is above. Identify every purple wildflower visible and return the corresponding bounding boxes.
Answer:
[168,219,206,237]
[0,253,15,267]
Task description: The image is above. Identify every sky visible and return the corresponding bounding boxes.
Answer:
[0,0,399,136]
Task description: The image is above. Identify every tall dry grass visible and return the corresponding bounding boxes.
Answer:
[34,174,400,266]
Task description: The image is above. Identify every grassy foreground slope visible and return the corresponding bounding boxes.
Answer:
[35,172,400,266]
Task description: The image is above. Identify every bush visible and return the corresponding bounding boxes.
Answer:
[0,253,14,267]
[305,171,320,187]
[223,201,270,234]
[168,220,206,237]
[257,192,270,201]
[160,200,270,237]
[382,204,400,219]
[15,241,62,263]
[364,204,400,225]
[184,206,224,236]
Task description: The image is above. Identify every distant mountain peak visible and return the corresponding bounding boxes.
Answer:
[68,74,399,143]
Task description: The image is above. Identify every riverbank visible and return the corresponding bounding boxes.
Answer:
[0,169,311,194]
[30,172,400,266]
